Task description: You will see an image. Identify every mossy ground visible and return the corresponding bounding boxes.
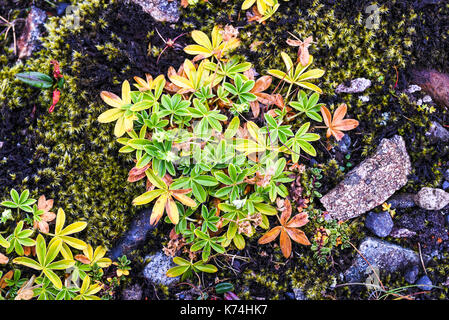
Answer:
[1,0,448,299]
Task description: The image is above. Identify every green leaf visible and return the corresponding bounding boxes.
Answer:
[16,72,54,89]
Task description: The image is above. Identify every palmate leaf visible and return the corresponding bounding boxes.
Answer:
[98,80,136,137]
[184,26,240,61]
[268,53,324,94]
[283,122,320,163]
[320,104,359,141]
[13,234,75,289]
[48,209,87,259]
[132,170,197,225]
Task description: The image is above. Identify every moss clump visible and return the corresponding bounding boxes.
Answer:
[1,0,448,299]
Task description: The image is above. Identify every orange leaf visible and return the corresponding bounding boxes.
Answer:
[165,196,179,224]
[286,228,311,246]
[280,199,292,225]
[0,253,8,264]
[279,229,292,258]
[75,254,91,265]
[286,212,309,228]
[258,226,282,244]
[320,104,359,141]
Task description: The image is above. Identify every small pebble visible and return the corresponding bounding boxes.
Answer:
[416,275,433,291]
[365,211,394,237]
[404,265,419,284]
[443,181,449,191]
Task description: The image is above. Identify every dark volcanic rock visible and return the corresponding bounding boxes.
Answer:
[345,237,420,283]
[321,135,411,221]
[387,193,416,209]
[389,227,417,238]
[17,6,47,59]
[365,211,394,237]
[110,209,154,260]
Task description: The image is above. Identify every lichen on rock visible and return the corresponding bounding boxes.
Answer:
[321,135,411,221]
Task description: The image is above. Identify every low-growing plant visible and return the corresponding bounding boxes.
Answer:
[97,25,359,284]
[0,189,113,300]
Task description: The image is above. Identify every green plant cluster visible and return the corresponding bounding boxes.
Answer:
[98,24,343,280]
[0,188,114,300]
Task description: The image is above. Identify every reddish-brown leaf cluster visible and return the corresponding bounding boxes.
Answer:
[258,199,310,258]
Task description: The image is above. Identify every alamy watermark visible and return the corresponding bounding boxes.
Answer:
[365,4,380,30]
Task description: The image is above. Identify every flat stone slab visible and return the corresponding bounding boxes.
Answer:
[320,135,411,221]
[345,237,420,283]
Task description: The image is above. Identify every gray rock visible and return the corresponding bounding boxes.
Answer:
[426,121,449,142]
[335,78,371,94]
[389,227,417,238]
[143,252,178,286]
[321,135,411,221]
[406,84,422,94]
[127,0,180,22]
[365,211,394,237]
[293,288,306,300]
[110,209,155,260]
[345,237,420,283]
[416,275,433,291]
[404,265,419,284]
[413,187,449,210]
[122,284,143,300]
[423,95,433,103]
[387,193,416,209]
[17,6,47,59]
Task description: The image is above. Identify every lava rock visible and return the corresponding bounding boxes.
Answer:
[126,0,180,22]
[416,275,433,291]
[143,252,178,286]
[321,135,411,221]
[122,284,143,300]
[387,193,416,209]
[345,237,420,283]
[365,211,394,237]
[17,6,47,59]
[335,78,371,94]
[413,187,449,211]
[425,121,449,142]
[109,209,155,260]
[404,265,419,284]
